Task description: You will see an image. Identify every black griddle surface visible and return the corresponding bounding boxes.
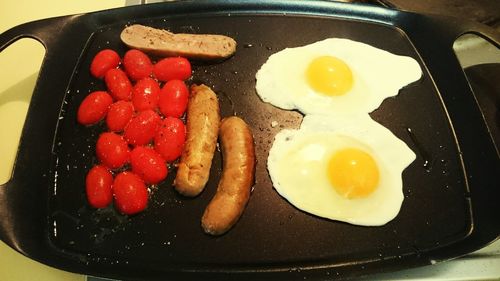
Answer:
[0,1,498,280]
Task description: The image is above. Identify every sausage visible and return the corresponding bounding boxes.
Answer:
[120,24,237,60]
[201,116,256,235]
[174,84,220,197]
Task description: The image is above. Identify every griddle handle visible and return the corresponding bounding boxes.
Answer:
[0,15,79,253]
[455,22,499,48]
[0,16,74,54]
[458,23,500,48]
[404,15,500,261]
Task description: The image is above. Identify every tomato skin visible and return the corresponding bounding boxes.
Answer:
[90,49,120,78]
[113,171,148,215]
[130,146,168,184]
[154,117,186,162]
[158,80,189,118]
[123,110,161,146]
[105,68,132,101]
[153,57,191,82]
[96,132,130,169]
[131,78,160,111]
[77,91,113,125]
[106,101,134,132]
[123,49,153,81]
[85,165,114,208]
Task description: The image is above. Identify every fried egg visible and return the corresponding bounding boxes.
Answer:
[255,38,422,115]
[267,114,416,226]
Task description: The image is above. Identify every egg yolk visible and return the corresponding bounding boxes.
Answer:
[327,148,379,199]
[306,56,353,96]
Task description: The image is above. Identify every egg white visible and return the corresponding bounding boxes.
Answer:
[267,114,416,226]
[255,38,422,115]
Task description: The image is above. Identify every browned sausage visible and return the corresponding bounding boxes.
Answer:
[120,24,237,60]
[201,116,256,235]
[174,84,220,197]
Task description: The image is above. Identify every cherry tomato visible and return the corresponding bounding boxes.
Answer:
[130,146,168,184]
[113,171,148,215]
[158,79,189,118]
[106,101,134,132]
[131,77,160,111]
[153,57,191,82]
[105,68,132,101]
[77,91,113,125]
[85,165,113,208]
[96,132,130,169]
[123,49,153,81]
[124,110,161,146]
[154,117,186,162]
[90,49,120,78]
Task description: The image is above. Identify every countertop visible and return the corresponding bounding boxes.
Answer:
[1,1,499,281]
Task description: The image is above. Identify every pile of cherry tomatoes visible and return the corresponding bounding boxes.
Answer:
[78,48,191,215]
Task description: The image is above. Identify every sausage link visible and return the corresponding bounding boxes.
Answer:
[120,24,237,60]
[174,84,220,196]
[201,116,256,235]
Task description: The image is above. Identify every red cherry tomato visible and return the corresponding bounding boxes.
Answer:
[105,68,132,101]
[113,171,148,215]
[153,57,191,82]
[130,146,168,184]
[77,91,113,125]
[106,101,134,132]
[131,77,160,111]
[90,49,120,78]
[158,79,189,118]
[85,165,113,208]
[96,132,130,169]
[124,110,161,146]
[154,117,186,162]
[123,49,153,81]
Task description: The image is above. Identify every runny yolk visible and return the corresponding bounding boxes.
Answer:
[327,148,379,199]
[306,56,353,96]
